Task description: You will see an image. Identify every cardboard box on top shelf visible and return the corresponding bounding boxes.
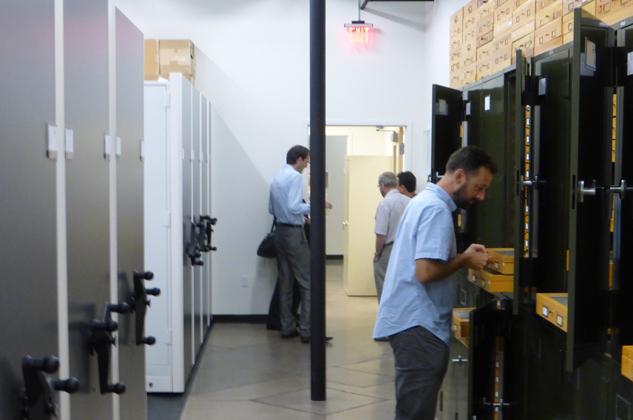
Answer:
[463,62,478,84]
[494,30,513,51]
[536,0,560,10]
[477,30,495,47]
[463,49,478,67]
[159,39,195,80]
[495,0,516,33]
[512,18,535,40]
[451,7,464,33]
[597,0,633,25]
[477,42,495,63]
[492,45,513,72]
[515,0,531,9]
[514,0,537,26]
[534,16,563,55]
[512,32,535,62]
[144,39,159,81]
[466,0,479,16]
[536,0,564,28]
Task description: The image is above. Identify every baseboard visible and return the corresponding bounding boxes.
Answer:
[326,254,343,260]
[213,314,268,323]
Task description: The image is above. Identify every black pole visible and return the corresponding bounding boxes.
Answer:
[310,0,326,402]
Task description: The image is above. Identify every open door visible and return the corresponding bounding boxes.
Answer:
[513,51,535,314]
[566,8,615,372]
[342,155,392,296]
[431,84,464,182]
[468,299,517,419]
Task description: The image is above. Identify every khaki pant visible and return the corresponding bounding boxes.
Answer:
[373,243,392,302]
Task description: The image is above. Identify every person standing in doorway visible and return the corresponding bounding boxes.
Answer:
[269,145,332,344]
[373,146,496,420]
[374,172,410,302]
[397,171,417,198]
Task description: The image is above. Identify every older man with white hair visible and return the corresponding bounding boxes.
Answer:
[373,171,410,302]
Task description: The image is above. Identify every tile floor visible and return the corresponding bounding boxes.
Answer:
[178,260,397,419]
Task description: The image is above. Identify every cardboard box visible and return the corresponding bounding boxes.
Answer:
[463,27,478,53]
[464,11,479,30]
[512,18,536,39]
[563,9,575,33]
[478,14,495,35]
[464,63,478,84]
[451,35,463,51]
[493,45,513,72]
[468,269,514,293]
[534,17,563,54]
[536,0,564,28]
[466,0,479,15]
[515,0,532,8]
[479,0,496,18]
[512,33,535,62]
[159,40,195,80]
[463,50,478,67]
[144,39,159,81]
[451,72,463,88]
[597,0,633,25]
[563,0,577,13]
[451,8,464,33]
[582,0,596,15]
[450,47,462,62]
[477,30,495,47]
[477,43,495,62]
[452,307,475,347]
[495,1,516,33]
[536,293,568,332]
[537,0,560,10]
[514,0,537,26]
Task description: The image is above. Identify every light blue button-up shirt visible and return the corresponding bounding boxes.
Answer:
[269,164,310,225]
[373,183,458,344]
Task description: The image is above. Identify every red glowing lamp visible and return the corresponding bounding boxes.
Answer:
[344,20,373,44]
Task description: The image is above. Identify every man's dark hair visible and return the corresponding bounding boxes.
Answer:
[286,145,310,164]
[445,145,497,175]
[397,171,417,193]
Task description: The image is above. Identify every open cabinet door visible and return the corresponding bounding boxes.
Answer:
[468,299,517,419]
[513,51,535,315]
[431,84,464,182]
[566,8,615,372]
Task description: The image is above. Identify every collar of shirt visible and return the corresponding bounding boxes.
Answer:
[385,189,400,199]
[426,183,458,213]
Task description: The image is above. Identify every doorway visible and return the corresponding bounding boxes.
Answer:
[324,125,406,297]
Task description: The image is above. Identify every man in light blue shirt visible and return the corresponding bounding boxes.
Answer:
[373,146,496,420]
[269,145,332,343]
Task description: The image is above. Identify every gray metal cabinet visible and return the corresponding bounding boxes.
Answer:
[115,9,147,420]
[64,0,113,418]
[0,1,60,418]
[192,91,202,352]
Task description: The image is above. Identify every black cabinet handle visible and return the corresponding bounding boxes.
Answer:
[89,304,126,394]
[127,270,160,346]
[21,355,79,419]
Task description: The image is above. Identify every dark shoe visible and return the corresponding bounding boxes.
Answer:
[300,336,333,344]
[281,331,299,339]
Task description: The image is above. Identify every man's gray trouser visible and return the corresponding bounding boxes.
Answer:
[389,326,450,420]
[373,243,392,302]
[274,225,310,337]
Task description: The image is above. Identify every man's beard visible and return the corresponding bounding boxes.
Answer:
[453,184,475,209]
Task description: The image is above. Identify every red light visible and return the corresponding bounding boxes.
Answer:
[344,21,373,44]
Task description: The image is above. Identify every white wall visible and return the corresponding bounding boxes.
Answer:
[116,0,466,314]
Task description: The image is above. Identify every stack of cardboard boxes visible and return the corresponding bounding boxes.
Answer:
[144,39,195,82]
[449,0,633,88]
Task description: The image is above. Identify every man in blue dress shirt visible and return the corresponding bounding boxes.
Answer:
[269,145,332,343]
[373,146,496,420]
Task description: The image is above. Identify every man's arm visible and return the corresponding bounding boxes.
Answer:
[287,175,310,215]
[374,234,386,262]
